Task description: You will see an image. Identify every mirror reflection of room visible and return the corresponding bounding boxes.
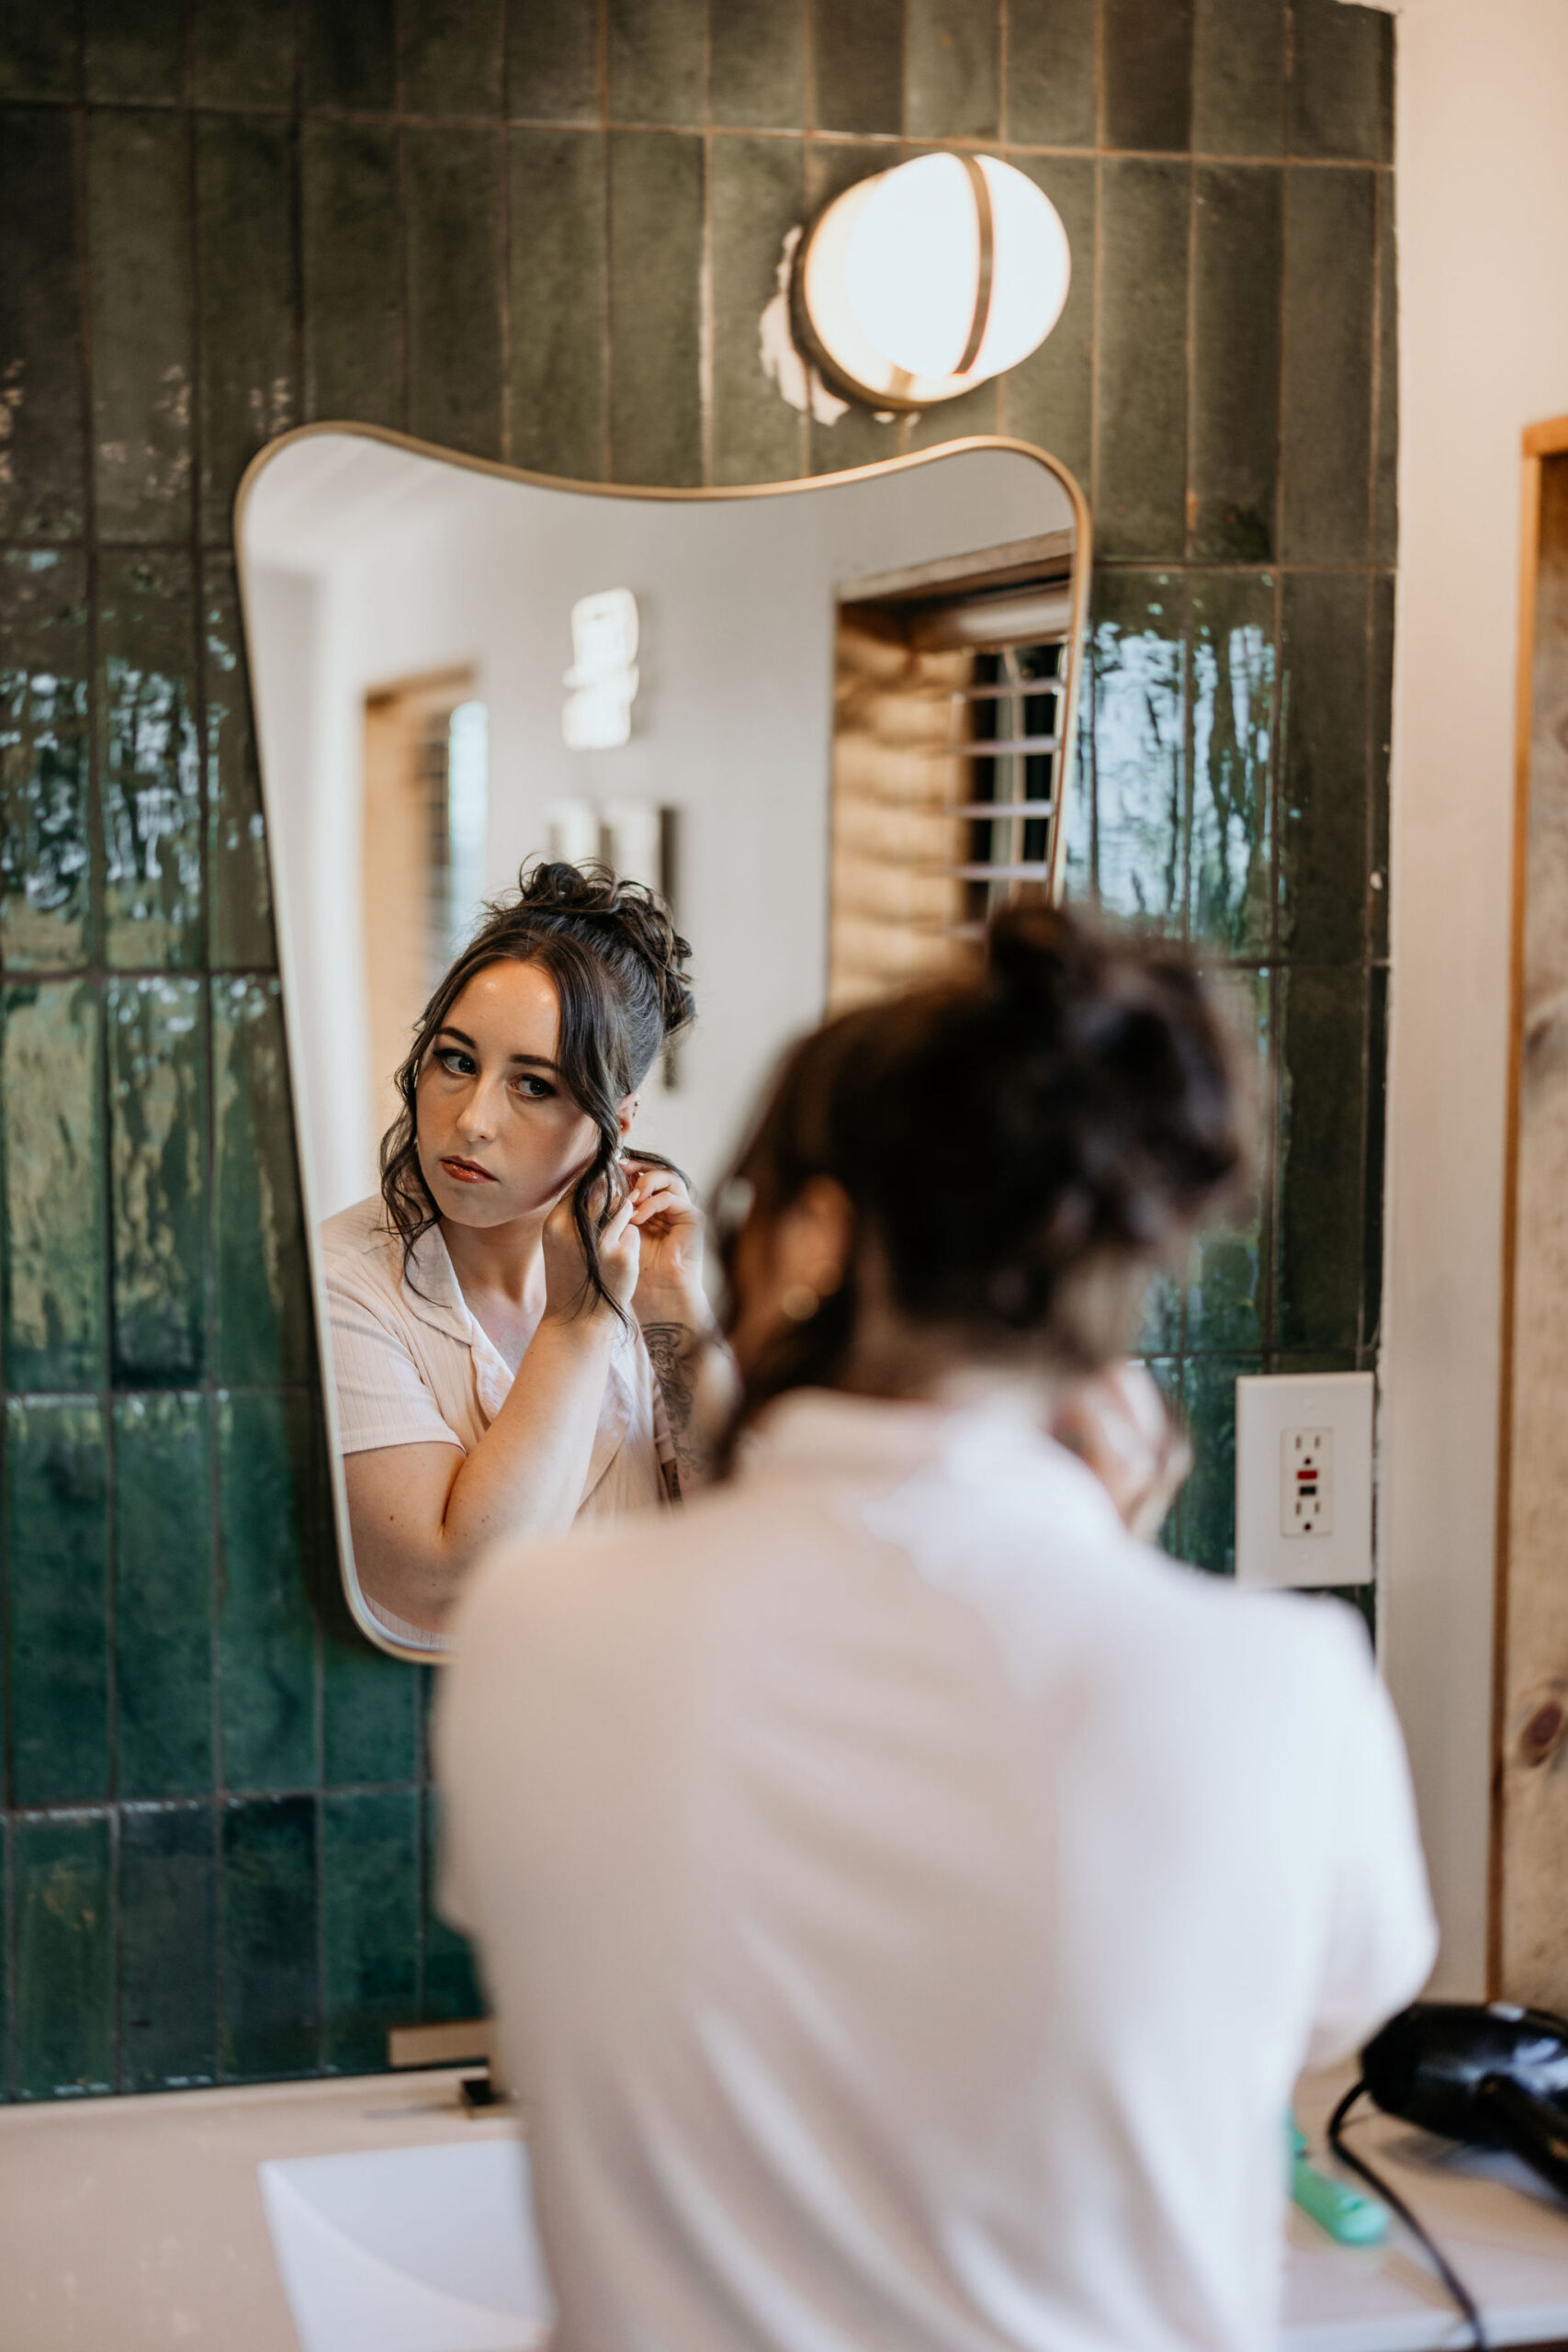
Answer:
[241,435,1086,1654]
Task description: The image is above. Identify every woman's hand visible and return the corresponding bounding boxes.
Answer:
[541,1172,640,1321]
[1052,1361,1192,1544]
[624,1156,706,1318]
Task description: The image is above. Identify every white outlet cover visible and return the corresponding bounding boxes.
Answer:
[1235,1372,1374,1589]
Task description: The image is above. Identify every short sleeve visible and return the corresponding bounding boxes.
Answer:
[1304,1638,1439,2068]
[324,1271,466,1456]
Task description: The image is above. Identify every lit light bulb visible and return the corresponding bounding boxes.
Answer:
[793,153,1071,412]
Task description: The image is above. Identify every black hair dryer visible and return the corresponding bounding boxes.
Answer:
[1362,2002,1568,2200]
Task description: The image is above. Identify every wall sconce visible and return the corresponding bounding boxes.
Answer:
[563,587,639,750]
[790,153,1070,413]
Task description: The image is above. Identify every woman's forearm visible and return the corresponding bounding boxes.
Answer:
[439,1309,618,1555]
[638,1289,740,1495]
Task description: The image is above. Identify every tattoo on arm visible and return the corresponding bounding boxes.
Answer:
[642,1320,719,1492]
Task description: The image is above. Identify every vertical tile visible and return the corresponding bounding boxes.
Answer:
[908,0,998,141]
[607,0,705,126]
[1280,165,1375,565]
[1361,963,1386,1353]
[197,116,299,547]
[0,0,81,97]
[804,143,902,478]
[998,157,1094,493]
[204,558,276,973]
[218,1389,321,1793]
[1278,570,1368,963]
[323,1633,421,1790]
[507,0,600,122]
[710,0,805,130]
[711,137,807,487]
[1096,160,1189,561]
[0,109,87,540]
[1174,1355,1260,1575]
[1187,968,1269,1351]
[1190,166,1280,562]
[6,1399,109,1806]
[85,0,185,101]
[1277,966,1366,1352]
[1372,172,1397,568]
[220,1795,319,2080]
[403,0,504,117]
[1288,0,1392,164]
[87,110,194,543]
[406,128,505,460]
[301,0,396,110]
[607,131,703,487]
[13,1815,113,2098]
[211,976,311,1385]
[302,122,404,431]
[1136,1267,1182,1358]
[1143,1354,1183,1555]
[1189,570,1274,956]
[1007,0,1095,148]
[1101,0,1193,153]
[118,1805,218,2089]
[1084,571,1185,925]
[0,549,91,970]
[192,0,295,107]
[99,551,203,970]
[422,1785,486,2020]
[509,130,607,481]
[907,377,998,452]
[115,1394,215,1800]
[811,0,903,136]
[107,978,206,1385]
[322,1789,420,2073]
[1191,0,1284,156]
[2,980,105,1393]
[1369,570,1393,958]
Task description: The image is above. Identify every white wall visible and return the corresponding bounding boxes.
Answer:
[1382,0,1568,1993]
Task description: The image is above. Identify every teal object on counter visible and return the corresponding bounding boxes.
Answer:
[1290,2119,1391,2246]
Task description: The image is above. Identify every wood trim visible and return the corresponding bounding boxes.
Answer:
[1490,434,1549,1991]
[838,528,1076,605]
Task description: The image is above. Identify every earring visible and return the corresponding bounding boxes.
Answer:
[779,1283,820,1323]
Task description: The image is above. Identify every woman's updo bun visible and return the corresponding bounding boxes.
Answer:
[511,859,694,1046]
[380,859,693,1317]
[722,901,1245,1420]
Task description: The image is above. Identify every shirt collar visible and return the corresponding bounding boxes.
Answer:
[735,1385,1125,1540]
[398,1218,473,1346]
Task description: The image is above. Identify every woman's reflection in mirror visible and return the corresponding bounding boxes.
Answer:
[322,860,736,1647]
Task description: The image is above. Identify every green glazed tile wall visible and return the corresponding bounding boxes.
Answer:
[0,0,1393,2098]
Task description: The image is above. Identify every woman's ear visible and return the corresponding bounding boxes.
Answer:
[778,1176,853,1299]
[616,1093,639,1140]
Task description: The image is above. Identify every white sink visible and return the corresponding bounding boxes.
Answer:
[259,2138,555,2352]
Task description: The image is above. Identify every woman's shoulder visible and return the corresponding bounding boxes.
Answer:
[321,1196,402,1294]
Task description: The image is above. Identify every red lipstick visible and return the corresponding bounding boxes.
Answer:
[440,1156,497,1184]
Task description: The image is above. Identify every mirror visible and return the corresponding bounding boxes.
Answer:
[238,427,1089,1659]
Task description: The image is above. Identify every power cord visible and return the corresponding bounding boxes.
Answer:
[1326,2079,1488,2351]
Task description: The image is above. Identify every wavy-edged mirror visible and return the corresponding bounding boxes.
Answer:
[236,427,1090,1658]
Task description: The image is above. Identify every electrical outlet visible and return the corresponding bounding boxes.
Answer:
[1235,1373,1373,1589]
[1281,1426,1333,1538]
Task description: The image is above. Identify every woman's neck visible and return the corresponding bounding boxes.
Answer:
[439,1209,547,1308]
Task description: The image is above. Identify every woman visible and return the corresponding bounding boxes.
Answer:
[438,905,1436,2352]
[322,860,732,1645]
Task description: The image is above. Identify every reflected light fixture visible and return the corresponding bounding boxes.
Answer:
[791,153,1070,412]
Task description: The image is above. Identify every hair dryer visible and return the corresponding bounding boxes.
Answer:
[1360,2001,1568,2201]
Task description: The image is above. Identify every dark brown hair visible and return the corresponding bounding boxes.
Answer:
[380,860,694,1315]
[720,901,1245,1440]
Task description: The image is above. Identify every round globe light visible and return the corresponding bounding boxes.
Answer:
[792,153,1071,412]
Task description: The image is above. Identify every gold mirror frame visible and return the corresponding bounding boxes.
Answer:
[234,424,1092,1661]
